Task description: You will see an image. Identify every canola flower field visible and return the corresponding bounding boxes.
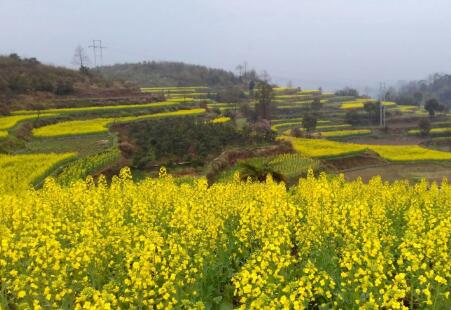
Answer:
[0,169,449,309]
[320,129,372,138]
[340,100,396,110]
[0,153,75,193]
[283,136,451,161]
[32,108,206,137]
[282,136,367,159]
[0,114,54,129]
[0,113,56,137]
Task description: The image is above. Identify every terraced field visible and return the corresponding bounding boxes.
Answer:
[271,120,330,132]
[0,86,212,190]
[282,136,451,162]
[281,136,367,158]
[1,83,450,194]
[320,129,371,138]
[0,113,56,137]
[409,127,451,136]
[32,108,206,137]
[340,100,395,109]
[13,99,189,116]
[141,86,214,100]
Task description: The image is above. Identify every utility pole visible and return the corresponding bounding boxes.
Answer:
[88,40,106,68]
[379,82,387,128]
[89,40,98,67]
[98,40,106,66]
[236,64,243,79]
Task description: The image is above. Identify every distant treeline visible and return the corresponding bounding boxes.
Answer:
[99,61,243,87]
[387,73,451,107]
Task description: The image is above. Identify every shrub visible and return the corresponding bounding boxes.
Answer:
[418,118,431,136]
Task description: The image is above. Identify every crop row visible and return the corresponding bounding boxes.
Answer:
[56,148,121,186]
[12,99,191,116]
[0,153,75,193]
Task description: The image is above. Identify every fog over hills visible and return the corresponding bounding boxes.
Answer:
[1,0,451,91]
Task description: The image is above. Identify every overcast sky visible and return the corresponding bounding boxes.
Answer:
[1,0,451,91]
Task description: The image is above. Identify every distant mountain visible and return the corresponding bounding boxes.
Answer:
[99,61,242,87]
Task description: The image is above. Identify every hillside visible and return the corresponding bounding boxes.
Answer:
[99,61,242,87]
[0,54,136,112]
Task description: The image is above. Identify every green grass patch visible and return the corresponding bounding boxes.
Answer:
[24,133,113,156]
[217,153,320,184]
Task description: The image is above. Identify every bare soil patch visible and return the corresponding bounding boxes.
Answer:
[325,152,386,171]
[342,163,451,183]
[325,151,451,183]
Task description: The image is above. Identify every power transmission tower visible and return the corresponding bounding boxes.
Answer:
[379,82,387,127]
[98,40,106,66]
[88,40,106,67]
[88,40,98,67]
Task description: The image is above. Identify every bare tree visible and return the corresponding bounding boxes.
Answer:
[72,45,89,69]
[259,70,271,83]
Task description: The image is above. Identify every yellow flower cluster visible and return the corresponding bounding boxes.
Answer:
[1,169,449,308]
[340,100,395,109]
[210,116,231,124]
[320,129,371,138]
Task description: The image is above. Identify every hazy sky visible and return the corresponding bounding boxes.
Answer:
[1,0,451,90]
